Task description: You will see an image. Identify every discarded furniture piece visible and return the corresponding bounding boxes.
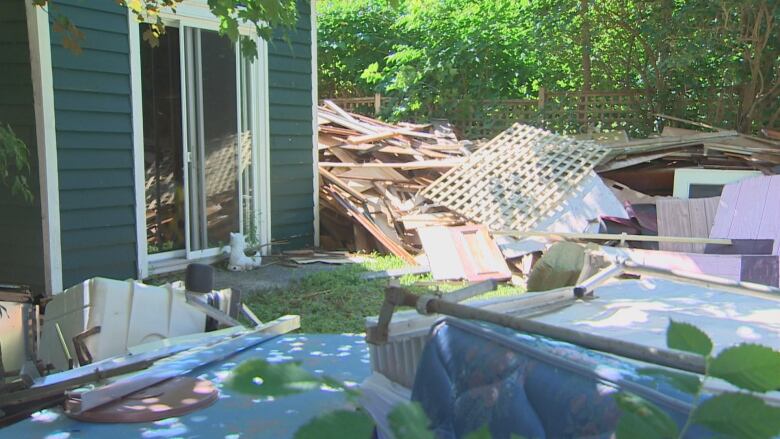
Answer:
[362,270,780,438]
[39,278,208,371]
[418,225,511,282]
[4,333,367,437]
[0,313,300,427]
[65,316,300,415]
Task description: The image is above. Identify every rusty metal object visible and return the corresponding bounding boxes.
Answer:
[67,377,218,423]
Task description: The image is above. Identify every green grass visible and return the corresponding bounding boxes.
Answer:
[244,254,525,333]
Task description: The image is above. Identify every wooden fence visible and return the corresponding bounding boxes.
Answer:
[322,87,745,139]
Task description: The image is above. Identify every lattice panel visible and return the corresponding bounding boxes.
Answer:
[421,123,610,231]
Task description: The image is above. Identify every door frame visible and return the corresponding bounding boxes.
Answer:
[129,3,271,278]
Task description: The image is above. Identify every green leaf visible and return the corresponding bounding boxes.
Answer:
[388,402,434,439]
[294,409,375,439]
[637,367,702,395]
[709,344,780,392]
[666,320,713,357]
[613,392,678,439]
[225,359,320,396]
[692,393,780,439]
[465,424,492,439]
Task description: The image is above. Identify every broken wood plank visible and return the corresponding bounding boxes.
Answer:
[65,315,301,414]
[319,159,462,169]
[327,188,417,265]
[319,167,368,203]
[347,131,400,144]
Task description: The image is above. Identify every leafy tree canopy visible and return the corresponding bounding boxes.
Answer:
[318,0,779,131]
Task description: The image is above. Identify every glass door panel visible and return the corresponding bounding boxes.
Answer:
[240,54,256,241]
[140,25,185,255]
[184,27,240,252]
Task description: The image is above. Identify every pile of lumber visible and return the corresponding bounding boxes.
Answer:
[317,101,471,262]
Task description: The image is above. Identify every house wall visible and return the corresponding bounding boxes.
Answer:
[268,0,316,248]
[49,1,137,287]
[0,0,46,294]
[38,0,315,287]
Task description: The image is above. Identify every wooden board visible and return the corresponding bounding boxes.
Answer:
[418,225,511,282]
[710,175,780,255]
[657,197,720,253]
[421,124,610,232]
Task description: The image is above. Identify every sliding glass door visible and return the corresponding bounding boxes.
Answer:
[141,23,258,260]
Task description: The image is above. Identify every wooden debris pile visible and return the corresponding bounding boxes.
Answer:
[317,101,472,263]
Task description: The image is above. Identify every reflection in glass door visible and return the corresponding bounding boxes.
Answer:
[184,27,246,252]
[142,22,256,259]
[141,26,185,255]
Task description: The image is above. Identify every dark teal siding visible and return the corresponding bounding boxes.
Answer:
[50,0,137,287]
[0,1,46,294]
[269,0,315,248]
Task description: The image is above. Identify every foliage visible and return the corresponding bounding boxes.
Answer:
[317,0,402,97]
[318,0,779,131]
[616,320,780,439]
[0,124,34,204]
[33,0,301,59]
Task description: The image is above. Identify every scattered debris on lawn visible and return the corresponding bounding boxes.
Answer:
[318,103,780,287]
[0,266,300,426]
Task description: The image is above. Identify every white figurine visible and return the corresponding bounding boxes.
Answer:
[226,232,262,271]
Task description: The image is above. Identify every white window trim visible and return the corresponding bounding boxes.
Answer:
[311,0,320,247]
[26,3,63,295]
[129,6,271,278]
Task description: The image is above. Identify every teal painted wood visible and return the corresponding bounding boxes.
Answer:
[268,0,315,249]
[49,0,137,287]
[0,0,46,294]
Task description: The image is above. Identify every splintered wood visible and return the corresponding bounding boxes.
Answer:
[318,101,470,257]
[421,124,610,231]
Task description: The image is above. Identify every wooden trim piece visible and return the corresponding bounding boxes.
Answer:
[128,14,148,280]
[310,0,320,247]
[26,2,63,295]
[66,315,300,414]
[496,230,732,245]
[347,131,400,145]
[319,159,462,169]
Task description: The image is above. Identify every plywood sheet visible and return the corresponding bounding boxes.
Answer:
[657,197,720,253]
[710,175,780,255]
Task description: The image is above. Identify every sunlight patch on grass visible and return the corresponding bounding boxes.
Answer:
[244,253,525,333]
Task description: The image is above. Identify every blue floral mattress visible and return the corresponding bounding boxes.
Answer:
[411,318,712,438]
